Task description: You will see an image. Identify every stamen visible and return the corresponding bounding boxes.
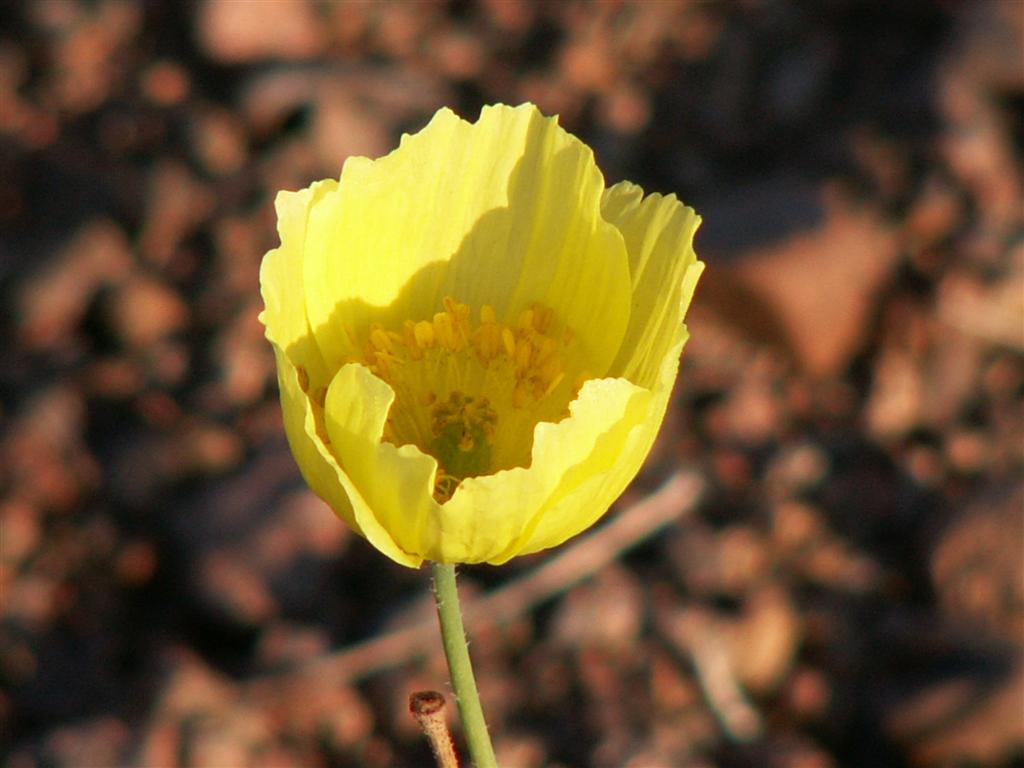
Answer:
[370,326,391,353]
[501,327,516,358]
[347,296,581,502]
[518,308,534,331]
[414,321,435,349]
[542,371,566,398]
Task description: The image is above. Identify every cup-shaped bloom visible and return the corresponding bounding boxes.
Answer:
[260,103,703,567]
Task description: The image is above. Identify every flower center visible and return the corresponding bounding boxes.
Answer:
[355,297,582,501]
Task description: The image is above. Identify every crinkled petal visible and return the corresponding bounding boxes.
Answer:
[516,330,688,558]
[261,180,420,567]
[270,344,361,534]
[303,103,631,376]
[602,181,703,388]
[435,376,653,564]
[323,363,441,563]
[509,184,703,559]
[261,181,336,390]
[271,345,418,567]
[261,181,350,525]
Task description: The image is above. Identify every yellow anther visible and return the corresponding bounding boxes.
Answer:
[434,311,458,350]
[502,327,516,358]
[542,371,565,398]
[414,320,435,348]
[371,352,394,377]
[540,357,562,383]
[518,308,534,331]
[515,338,533,372]
[370,326,392,353]
[535,336,557,364]
[480,305,496,324]
[454,315,471,346]
[474,324,501,362]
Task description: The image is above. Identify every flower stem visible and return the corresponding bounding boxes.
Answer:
[431,562,498,768]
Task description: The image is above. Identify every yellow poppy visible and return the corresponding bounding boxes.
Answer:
[260,103,703,567]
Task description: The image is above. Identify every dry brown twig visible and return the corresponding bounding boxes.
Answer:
[657,608,764,742]
[410,690,460,768]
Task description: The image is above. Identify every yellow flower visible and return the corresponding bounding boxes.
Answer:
[260,103,703,567]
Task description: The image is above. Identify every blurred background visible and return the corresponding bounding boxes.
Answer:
[1,1,1022,766]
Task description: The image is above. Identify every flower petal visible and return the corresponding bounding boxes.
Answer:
[303,104,631,376]
[260,181,337,389]
[435,376,654,564]
[323,363,442,564]
[516,333,689,559]
[270,344,357,527]
[260,180,351,529]
[602,181,703,388]
[270,345,421,568]
[485,176,708,560]
[261,180,421,568]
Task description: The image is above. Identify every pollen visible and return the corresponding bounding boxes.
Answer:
[353,297,582,501]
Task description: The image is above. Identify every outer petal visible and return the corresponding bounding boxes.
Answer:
[269,345,357,532]
[602,181,703,387]
[261,182,336,388]
[261,180,420,567]
[323,363,441,563]
[509,184,704,558]
[436,377,653,564]
[303,104,631,376]
[260,181,350,523]
[271,347,421,568]
[515,332,688,557]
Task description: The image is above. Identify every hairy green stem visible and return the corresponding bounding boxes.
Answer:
[431,562,498,768]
